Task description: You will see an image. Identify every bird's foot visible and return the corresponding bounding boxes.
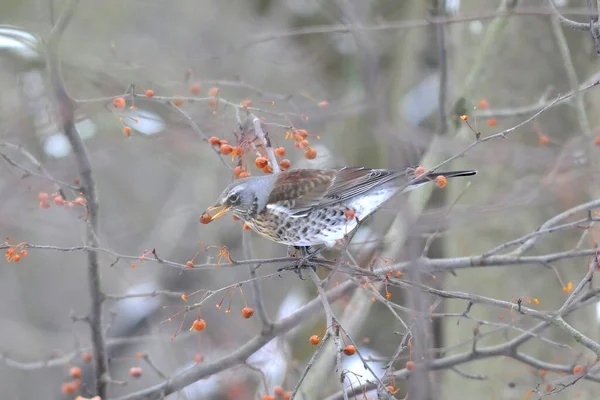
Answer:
[278,246,321,279]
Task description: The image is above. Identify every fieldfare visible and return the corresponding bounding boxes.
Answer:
[203,166,476,247]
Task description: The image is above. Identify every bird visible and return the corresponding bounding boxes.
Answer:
[202,166,476,248]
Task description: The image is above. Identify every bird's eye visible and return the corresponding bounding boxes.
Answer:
[228,193,240,204]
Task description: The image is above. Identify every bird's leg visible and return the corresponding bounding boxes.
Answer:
[278,246,322,279]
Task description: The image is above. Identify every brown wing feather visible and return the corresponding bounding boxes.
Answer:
[267,169,337,208]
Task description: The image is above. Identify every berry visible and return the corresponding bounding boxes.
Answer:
[233,166,245,178]
[38,192,49,201]
[186,261,194,268]
[113,97,126,109]
[279,159,291,169]
[241,307,254,318]
[129,367,143,378]
[274,386,285,397]
[262,165,273,174]
[487,118,497,127]
[189,83,202,95]
[209,136,220,146]
[123,126,131,136]
[595,137,600,146]
[208,87,219,97]
[297,140,309,149]
[172,97,184,107]
[200,213,211,224]
[406,361,415,370]
[54,196,65,206]
[191,319,206,331]
[208,99,218,107]
[573,365,585,374]
[261,396,275,400]
[239,171,251,179]
[220,144,233,155]
[194,353,204,363]
[309,335,320,345]
[414,166,426,177]
[61,382,77,394]
[39,201,50,209]
[435,175,447,188]
[304,148,317,159]
[275,147,286,157]
[255,157,268,169]
[319,101,328,108]
[82,353,92,363]
[344,209,355,221]
[12,254,20,262]
[145,89,154,98]
[539,135,550,145]
[70,367,82,379]
[343,345,356,355]
[240,99,252,107]
[478,99,489,109]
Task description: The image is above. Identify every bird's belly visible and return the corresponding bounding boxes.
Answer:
[245,188,399,247]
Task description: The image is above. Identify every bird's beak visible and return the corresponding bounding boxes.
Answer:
[207,205,231,221]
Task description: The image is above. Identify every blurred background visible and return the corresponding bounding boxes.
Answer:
[1,0,600,399]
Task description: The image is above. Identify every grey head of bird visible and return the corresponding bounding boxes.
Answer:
[205,175,275,221]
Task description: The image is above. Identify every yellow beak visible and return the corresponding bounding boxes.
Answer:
[207,205,231,221]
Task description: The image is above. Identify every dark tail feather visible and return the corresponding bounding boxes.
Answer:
[434,170,477,179]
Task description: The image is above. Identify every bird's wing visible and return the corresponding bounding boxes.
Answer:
[267,167,412,215]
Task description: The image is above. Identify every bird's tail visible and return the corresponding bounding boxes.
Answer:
[402,169,477,192]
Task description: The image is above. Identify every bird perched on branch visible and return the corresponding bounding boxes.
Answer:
[202,166,476,248]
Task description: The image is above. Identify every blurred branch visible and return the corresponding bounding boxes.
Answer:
[47,0,109,398]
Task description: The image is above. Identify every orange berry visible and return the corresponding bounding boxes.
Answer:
[274,386,285,397]
[414,166,426,177]
[279,159,291,169]
[255,157,268,169]
[82,353,92,363]
[406,361,415,370]
[478,99,489,109]
[19,249,27,257]
[297,139,309,149]
[309,335,320,345]
[191,319,206,331]
[487,118,497,127]
[39,201,51,209]
[61,382,77,394]
[297,129,309,139]
[129,367,143,378]
[233,166,245,178]
[344,209,355,221]
[539,135,550,145]
[239,171,251,179]
[263,165,273,174]
[387,385,397,394]
[573,365,585,374]
[220,144,233,155]
[145,89,154,98]
[261,396,275,400]
[385,292,391,299]
[172,98,184,106]
[70,367,82,379]
[113,97,126,109]
[186,261,193,268]
[208,87,219,97]
[200,213,212,224]
[240,99,252,107]
[219,139,229,145]
[38,192,49,201]
[54,196,65,206]
[283,392,292,400]
[343,345,356,356]
[243,222,252,230]
[209,136,220,146]
[12,254,20,262]
[435,175,447,188]
[208,99,218,107]
[74,197,86,205]
[538,369,547,377]
[304,148,317,159]
[189,83,202,95]
[194,353,205,363]
[275,147,286,157]
[241,307,254,318]
[460,115,468,121]
[595,137,600,146]
[123,126,132,136]
[319,101,328,108]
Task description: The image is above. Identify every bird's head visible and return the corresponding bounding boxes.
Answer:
[204,175,272,222]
